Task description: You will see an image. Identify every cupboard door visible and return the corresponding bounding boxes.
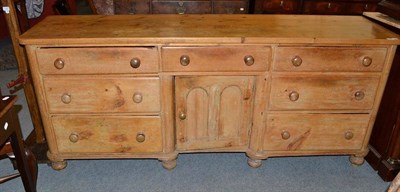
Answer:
[175,76,255,151]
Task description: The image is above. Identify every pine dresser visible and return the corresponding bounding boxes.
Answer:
[19,15,400,170]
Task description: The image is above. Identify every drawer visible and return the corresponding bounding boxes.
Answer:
[36,47,159,74]
[114,0,151,14]
[213,0,248,14]
[162,46,271,72]
[52,115,162,153]
[263,113,369,151]
[152,1,212,14]
[273,47,386,72]
[302,1,377,14]
[269,75,380,110]
[259,0,301,14]
[43,77,160,113]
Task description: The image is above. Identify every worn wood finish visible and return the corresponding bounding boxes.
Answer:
[36,47,159,74]
[269,74,380,110]
[152,1,212,14]
[52,116,162,153]
[213,0,248,13]
[19,15,400,170]
[162,46,271,72]
[264,113,370,151]
[43,77,160,113]
[114,0,151,14]
[175,76,254,150]
[18,15,400,45]
[273,47,387,72]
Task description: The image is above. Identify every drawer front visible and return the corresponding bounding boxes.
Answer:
[213,0,249,14]
[152,1,212,14]
[44,77,160,113]
[36,47,159,74]
[162,46,271,72]
[269,75,380,110]
[114,0,151,14]
[52,116,162,153]
[259,0,301,14]
[264,113,369,151]
[273,47,386,72]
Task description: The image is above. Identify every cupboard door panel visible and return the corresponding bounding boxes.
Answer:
[176,76,255,151]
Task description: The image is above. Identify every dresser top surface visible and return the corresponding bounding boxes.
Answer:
[19,14,400,45]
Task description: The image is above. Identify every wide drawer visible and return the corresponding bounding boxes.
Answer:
[273,47,386,72]
[43,77,160,113]
[36,47,159,74]
[162,46,271,72]
[263,113,369,151]
[213,0,248,14]
[269,74,380,110]
[152,1,212,14]
[52,115,162,153]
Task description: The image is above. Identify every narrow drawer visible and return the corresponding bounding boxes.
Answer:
[269,75,380,110]
[44,77,160,113]
[152,1,212,14]
[259,0,301,14]
[52,116,162,153]
[36,47,159,74]
[273,47,386,72]
[162,46,271,72]
[213,0,248,14]
[263,113,369,151]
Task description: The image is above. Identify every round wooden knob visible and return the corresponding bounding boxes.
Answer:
[61,93,71,104]
[132,92,143,103]
[69,133,79,143]
[54,58,65,69]
[362,56,372,67]
[344,131,354,140]
[136,133,146,143]
[291,56,302,67]
[354,91,365,100]
[180,55,190,66]
[289,91,299,101]
[244,55,255,66]
[130,58,141,68]
[179,112,186,120]
[281,131,291,140]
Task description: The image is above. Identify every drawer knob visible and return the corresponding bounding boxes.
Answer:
[362,56,372,67]
[176,2,186,14]
[69,133,80,143]
[291,56,302,67]
[54,58,65,69]
[130,58,141,68]
[354,91,365,100]
[244,55,255,66]
[132,92,143,103]
[136,133,146,143]
[180,55,190,66]
[344,131,354,140]
[281,131,291,140]
[179,111,187,120]
[61,93,71,104]
[289,91,299,101]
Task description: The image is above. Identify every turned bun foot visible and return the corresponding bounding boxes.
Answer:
[162,159,177,171]
[51,160,67,171]
[248,158,262,168]
[349,155,365,166]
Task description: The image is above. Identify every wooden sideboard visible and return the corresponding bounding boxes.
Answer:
[91,0,249,14]
[253,0,379,14]
[19,15,400,170]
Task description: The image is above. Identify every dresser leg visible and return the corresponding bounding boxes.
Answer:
[50,160,67,171]
[161,159,177,171]
[247,158,263,168]
[349,155,365,166]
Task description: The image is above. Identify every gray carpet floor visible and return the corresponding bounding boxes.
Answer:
[0,69,392,192]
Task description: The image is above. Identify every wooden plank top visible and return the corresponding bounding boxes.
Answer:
[19,14,400,45]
